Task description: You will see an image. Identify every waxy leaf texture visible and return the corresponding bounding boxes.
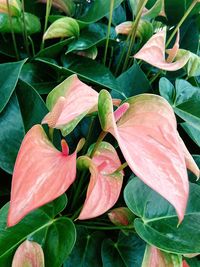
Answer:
[8,125,77,226]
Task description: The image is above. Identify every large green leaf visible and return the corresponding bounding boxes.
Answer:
[101,232,145,267]
[164,0,186,25]
[113,62,151,99]
[16,80,48,131]
[64,226,105,267]
[78,0,124,25]
[0,93,25,174]
[66,23,116,54]
[36,57,124,97]
[159,78,200,146]
[0,195,75,267]
[0,60,26,113]
[124,177,200,254]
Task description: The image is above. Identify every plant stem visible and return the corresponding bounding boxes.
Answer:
[122,0,148,72]
[103,0,115,65]
[21,0,30,56]
[28,36,35,56]
[6,0,19,60]
[166,0,198,48]
[90,131,107,158]
[149,70,162,84]
[113,162,128,173]
[76,223,135,231]
[41,0,52,49]
[81,116,96,155]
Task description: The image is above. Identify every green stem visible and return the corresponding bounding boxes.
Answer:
[166,0,198,48]
[28,36,35,56]
[81,116,96,155]
[103,0,115,65]
[6,0,19,60]
[90,131,107,158]
[149,70,162,84]
[21,0,30,56]
[113,162,128,173]
[108,46,114,69]
[122,0,148,72]
[41,0,52,49]
[75,223,135,231]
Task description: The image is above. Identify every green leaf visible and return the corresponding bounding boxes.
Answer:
[181,122,200,147]
[185,257,200,267]
[136,20,153,45]
[0,12,41,35]
[64,226,105,267]
[113,62,151,99]
[43,17,80,40]
[129,0,140,16]
[0,93,25,174]
[159,78,200,146]
[66,23,116,55]
[124,177,200,254]
[0,195,72,267]
[36,38,74,58]
[16,80,48,131]
[0,59,26,113]
[36,56,123,97]
[43,217,76,267]
[142,0,163,20]
[78,0,124,25]
[101,231,145,267]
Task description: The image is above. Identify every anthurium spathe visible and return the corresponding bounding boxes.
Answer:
[42,74,98,135]
[12,240,44,267]
[0,0,21,16]
[134,29,189,71]
[98,90,199,222]
[77,142,123,220]
[7,124,80,227]
[108,207,135,226]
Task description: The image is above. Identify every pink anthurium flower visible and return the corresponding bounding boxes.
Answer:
[42,74,99,135]
[115,21,133,35]
[98,90,199,223]
[142,245,179,267]
[134,29,189,71]
[77,142,123,220]
[182,261,190,267]
[12,240,44,267]
[7,124,83,227]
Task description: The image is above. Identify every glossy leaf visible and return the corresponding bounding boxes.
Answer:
[39,0,75,16]
[142,0,164,20]
[98,90,197,222]
[8,125,77,226]
[43,17,79,40]
[42,74,98,135]
[115,21,132,35]
[12,240,45,267]
[0,59,26,113]
[0,0,21,16]
[0,12,41,34]
[0,195,71,266]
[16,80,48,131]
[74,46,98,60]
[125,177,200,254]
[78,0,124,25]
[101,232,146,267]
[134,30,189,71]
[0,93,25,174]
[64,226,105,267]
[78,142,123,220]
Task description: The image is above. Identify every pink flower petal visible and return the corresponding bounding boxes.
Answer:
[166,30,180,63]
[42,74,98,134]
[7,124,77,227]
[12,240,44,267]
[115,21,133,35]
[78,142,123,220]
[134,29,189,71]
[183,260,190,267]
[100,91,190,223]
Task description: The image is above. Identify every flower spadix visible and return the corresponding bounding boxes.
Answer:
[98,90,199,223]
[42,74,98,135]
[12,240,44,267]
[77,142,124,220]
[134,29,189,71]
[7,124,83,227]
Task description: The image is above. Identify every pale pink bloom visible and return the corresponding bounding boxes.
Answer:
[12,240,44,267]
[134,29,189,71]
[7,125,79,227]
[115,21,133,35]
[78,142,123,220]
